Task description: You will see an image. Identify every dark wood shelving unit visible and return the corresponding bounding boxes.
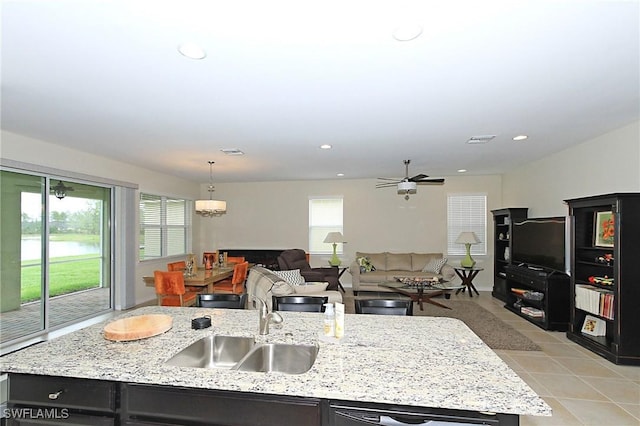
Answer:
[565,193,640,365]
[491,208,528,302]
[504,264,570,331]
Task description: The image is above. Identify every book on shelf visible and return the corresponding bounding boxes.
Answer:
[581,314,606,336]
[520,306,545,318]
[575,284,615,320]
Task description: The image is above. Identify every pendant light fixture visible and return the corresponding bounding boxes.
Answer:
[195,161,227,217]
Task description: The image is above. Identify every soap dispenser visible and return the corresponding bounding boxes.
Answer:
[323,303,335,337]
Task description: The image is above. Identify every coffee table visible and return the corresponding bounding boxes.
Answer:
[380,281,464,310]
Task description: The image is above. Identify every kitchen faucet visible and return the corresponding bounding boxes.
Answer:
[253,296,283,335]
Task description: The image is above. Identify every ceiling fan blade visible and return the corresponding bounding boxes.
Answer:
[409,174,429,181]
[377,177,401,181]
[375,183,399,188]
[416,179,445,185]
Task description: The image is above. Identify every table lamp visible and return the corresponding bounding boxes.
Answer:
[323,232,346,266]
[455,231,481,268]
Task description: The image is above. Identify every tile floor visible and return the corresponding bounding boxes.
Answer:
[469,292,640,426]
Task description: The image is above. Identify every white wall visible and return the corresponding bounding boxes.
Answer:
[196,175,504,290]
[12,121,632,303]
[1,130,201,304]
[502,121,640,218]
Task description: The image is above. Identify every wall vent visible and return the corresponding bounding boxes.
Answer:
[220,148,244,155]
[466,135,496,144]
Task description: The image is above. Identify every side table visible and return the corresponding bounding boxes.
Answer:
[454,267,483,297]
[331,266,347,293]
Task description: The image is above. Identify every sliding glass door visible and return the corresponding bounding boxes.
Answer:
[0,170,113,347]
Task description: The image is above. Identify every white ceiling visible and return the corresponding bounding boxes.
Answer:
[2,0,639,184]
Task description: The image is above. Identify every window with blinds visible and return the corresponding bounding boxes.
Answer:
[309,197,343,254]
[139,194,190,260]
[447,194,487,256]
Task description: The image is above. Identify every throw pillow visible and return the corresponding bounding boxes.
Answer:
[422,257,448,274]
[357,256,376,273]
[293,282,329,294]
[274,269,305,286]
[271,280,295,296]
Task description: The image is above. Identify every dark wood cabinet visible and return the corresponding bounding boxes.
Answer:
[5,374,520,426]
[565,193,640,365]
[491,208,528,302]
[121,383,322,426]
[504,264,570,331]
[6,374,117,425]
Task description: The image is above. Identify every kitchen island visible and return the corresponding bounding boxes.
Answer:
[1,306,550,425]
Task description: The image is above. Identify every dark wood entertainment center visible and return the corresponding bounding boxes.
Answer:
[503,264,570,331]
[491,208,528,302]
[492,208,570,331]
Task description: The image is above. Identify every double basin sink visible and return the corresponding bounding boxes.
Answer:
[166,335,319,374]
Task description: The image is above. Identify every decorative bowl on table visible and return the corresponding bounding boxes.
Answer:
[394,276,441,287]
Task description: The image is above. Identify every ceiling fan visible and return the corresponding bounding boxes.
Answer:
[376,160,445,200]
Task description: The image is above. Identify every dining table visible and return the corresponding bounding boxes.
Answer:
[143,266,234,293]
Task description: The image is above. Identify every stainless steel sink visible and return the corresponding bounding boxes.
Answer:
[166,335,256,369]
[234,343,319,374]
[166,336,318,374]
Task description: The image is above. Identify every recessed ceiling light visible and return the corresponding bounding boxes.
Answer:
[320,144,332,149]
[337,173,345,177]
[458,169,468,173]
[392,23,423,41]
[178,42,206,60]
[513,135,528,141]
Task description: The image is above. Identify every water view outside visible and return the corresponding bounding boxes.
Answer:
[21,238,100,260]
[0,172,112,347]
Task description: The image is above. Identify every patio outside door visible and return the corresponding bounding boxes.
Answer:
[0,170,113,348]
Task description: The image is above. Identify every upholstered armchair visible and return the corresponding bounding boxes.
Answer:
[277,249,340,290]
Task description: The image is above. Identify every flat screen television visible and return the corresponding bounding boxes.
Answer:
[511,217,567,273]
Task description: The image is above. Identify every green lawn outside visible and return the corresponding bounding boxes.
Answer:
[21,254,102,303]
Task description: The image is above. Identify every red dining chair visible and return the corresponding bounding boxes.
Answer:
[214,261,249,294]
[167,261,186,272]
[154,270,197,307]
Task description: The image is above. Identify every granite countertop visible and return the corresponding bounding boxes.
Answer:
[0,306,551,417]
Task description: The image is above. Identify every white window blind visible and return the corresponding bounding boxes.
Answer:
[139,194,190,260]
[309,197,343,254]
[447,194,487,256]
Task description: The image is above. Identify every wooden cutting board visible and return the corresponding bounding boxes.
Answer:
[104,314,173,341]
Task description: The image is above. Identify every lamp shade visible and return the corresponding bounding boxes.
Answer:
[456,231,480,268]
[323,232,345,243]
[455,231,480,245]
[397,181,417,193]
[195,199,227,216]
[196,160,227,217]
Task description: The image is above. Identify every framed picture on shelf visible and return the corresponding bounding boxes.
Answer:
[594,211,615,248]
[581,315,606,336]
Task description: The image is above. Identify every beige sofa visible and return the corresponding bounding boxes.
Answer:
[245,266,342,310]
[348,252,456,295]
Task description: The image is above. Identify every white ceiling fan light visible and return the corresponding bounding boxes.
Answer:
[376,159,444,201]
[397,180,417,200]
